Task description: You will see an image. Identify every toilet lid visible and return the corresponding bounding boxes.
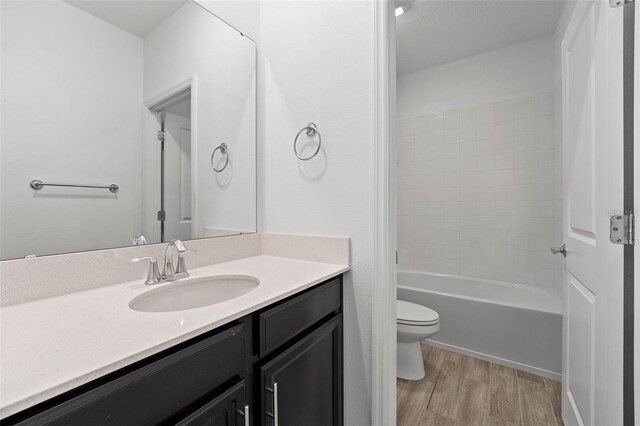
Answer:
[397,300,439,326]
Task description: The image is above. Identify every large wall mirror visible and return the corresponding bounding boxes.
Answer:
[0,0,257,260]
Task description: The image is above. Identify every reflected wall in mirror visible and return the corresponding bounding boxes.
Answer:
[0,0,257,260]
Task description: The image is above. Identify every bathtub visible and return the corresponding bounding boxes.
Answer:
[397,270,562,380]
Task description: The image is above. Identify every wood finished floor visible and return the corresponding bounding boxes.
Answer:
[397,345,563,426]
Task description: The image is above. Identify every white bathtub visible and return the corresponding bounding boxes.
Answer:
[397,270,562,380]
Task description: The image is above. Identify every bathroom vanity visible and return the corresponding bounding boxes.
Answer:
[3,274,344,426]
[0,233,350,426]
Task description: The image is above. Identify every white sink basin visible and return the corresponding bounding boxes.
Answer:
[129,275,259,313]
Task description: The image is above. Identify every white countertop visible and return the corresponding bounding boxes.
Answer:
[0,254,349,418]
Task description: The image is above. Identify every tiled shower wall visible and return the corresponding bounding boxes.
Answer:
[397,93,563,288]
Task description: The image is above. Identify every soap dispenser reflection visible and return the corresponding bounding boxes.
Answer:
[132,235,148,245]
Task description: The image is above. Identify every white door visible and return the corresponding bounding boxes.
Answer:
[163,112,192,241]
[561,1,625,425]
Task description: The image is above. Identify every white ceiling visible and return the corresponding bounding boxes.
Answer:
[395,0,566,76]
[65,0,187,38]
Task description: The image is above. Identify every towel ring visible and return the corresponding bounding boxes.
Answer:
[210,143,229,172]
[294,122,321,161]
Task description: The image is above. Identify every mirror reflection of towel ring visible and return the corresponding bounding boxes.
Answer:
[211,143,229,172]
[294,122,321,161]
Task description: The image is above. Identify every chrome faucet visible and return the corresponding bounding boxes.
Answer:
[162,239,190,280]
[132,239,191,285]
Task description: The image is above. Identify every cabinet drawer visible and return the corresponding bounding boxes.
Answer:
[176,379,249,426]
[259,277,341,357]
[15,323,246,426]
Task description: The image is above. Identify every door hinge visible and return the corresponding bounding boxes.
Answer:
[610,0,634,7]
[396,251,398,265]
[157,210,166,222]
[610,213,635,245]
[157,130,166,142]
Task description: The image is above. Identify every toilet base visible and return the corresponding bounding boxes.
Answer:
[397,340,425,380]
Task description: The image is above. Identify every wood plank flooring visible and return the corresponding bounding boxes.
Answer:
[397,345,562,426]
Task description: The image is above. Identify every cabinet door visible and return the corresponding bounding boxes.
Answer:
[177,380,249,426]
[261,315,343,426]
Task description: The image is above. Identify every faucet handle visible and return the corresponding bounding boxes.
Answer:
[175,250,191,278]
[132,256,156,263]
[173,239,187,253]
[131,256,161,285]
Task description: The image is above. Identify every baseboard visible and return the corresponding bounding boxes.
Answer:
[423,339,562,382]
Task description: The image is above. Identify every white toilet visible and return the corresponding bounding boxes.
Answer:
[397,300,440,380]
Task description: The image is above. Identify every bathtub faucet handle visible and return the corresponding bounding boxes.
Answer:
[550,244,567,257]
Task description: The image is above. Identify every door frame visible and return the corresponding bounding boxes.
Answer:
[618,1,636,424]
[631,2,639,423]
[372,0,396,425]
[142,76,198,242]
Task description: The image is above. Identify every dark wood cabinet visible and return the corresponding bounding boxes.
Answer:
[258,277,341,357]
[4,276,343,426]
[177,380,248,426]
[11,323,247,426]
[260,316,343,426]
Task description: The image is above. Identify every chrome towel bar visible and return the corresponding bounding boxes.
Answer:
[294,122,321,160]
[30,179,119,193]
[210,143,229,172]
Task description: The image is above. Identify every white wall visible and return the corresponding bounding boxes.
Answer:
[398,36,556,119]
[196,0,260,43]
[396,36,564,289]
[0,0,143,259]
[144,1,257,237]
[258,1,375,424]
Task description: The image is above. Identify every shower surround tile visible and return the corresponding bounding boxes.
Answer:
[397,93,562,288]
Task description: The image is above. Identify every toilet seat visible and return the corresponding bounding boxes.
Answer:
[396,300,441,380]
[397,300,439,326]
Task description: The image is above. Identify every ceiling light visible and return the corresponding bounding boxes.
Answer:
[395,4,411,17]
